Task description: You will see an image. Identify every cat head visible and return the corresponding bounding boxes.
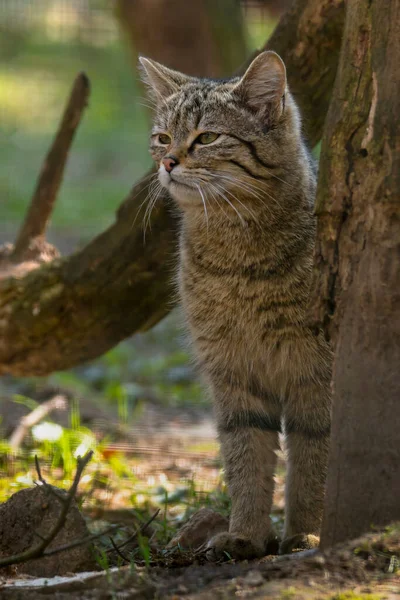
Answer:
[139,51,302,214]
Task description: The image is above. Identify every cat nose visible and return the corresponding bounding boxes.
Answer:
[162,155,178,173]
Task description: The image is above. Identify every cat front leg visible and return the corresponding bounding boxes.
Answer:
[206,380,281,560]
[280,379,331,554]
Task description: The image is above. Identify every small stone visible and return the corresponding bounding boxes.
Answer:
[166,507,228,551]
[176,584,189,593]
[312,554,326,566]
[243,570,265,586]
[0,485,97,577]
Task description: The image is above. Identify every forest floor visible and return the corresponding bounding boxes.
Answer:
[1,398,400,599]
[1,514,400,599]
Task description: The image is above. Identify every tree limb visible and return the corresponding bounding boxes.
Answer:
[11,73,90,262]
[0,0,345,376]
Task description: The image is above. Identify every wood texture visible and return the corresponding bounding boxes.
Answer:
[312,0,400,547]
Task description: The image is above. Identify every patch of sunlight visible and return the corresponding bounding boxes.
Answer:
[0,70,68,133]
[246,18,277,51]
[330,592,385,600]
[32,422,63,443]
[186,441,219,454]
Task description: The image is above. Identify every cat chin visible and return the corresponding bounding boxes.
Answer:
[164,180,204,209]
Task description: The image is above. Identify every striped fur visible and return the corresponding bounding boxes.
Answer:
[140,52,332,558]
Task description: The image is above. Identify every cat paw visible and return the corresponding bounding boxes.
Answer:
[206,532,279,562]
[279,533,320,555]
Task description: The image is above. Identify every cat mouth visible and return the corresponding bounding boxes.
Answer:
[169,175,196,190]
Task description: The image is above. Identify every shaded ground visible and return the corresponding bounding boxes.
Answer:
[1,526,400,599]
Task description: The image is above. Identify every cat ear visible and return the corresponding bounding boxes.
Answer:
[139,56,190,100]
[235,51,286,117]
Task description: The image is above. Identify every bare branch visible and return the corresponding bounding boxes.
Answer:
[117,508,160,551]
[42,524,119,557]
[0,450,93,568]
[35,454,44,483]
[109,536,130,563]
[12,73,90,262]
[9,395,68,452]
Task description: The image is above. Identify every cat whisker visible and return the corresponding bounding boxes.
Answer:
[234,173,284,209]
[267,171,294,188]
[137,176,163,236]
[137,101,158,111]
[208,181,247,227]
[213,173,267,205]
[142,183,163,241]
[226,192,263,230]
[215,172,270,200]
[205,183,234,224]
[129,173,160,231]
[206,174,265,226]
[136,95,158,107]
[214,173,264,200]
[195,183,209,232]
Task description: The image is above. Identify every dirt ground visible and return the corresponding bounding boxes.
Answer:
[2,522,400,599]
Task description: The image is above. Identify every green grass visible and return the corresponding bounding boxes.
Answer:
[330,593,385,600]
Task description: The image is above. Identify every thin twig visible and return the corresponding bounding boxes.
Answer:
[109,536,130,563]
[34,456,66,500]
[35,454,44,483]
[117,509,160,551]
[43,525,119,557]
[0,450,93,568]
[12,72,90,261]
[10,395,68,452]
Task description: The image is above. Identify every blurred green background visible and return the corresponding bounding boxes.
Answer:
[0,0,275,239]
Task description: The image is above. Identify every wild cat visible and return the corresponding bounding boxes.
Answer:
[139,51,332,559]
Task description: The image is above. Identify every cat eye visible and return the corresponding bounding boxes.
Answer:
[196,132,219,145]
[158,133,171,145]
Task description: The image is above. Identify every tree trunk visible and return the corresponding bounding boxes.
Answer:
[309,0,400,548]
[116,0,248,77]
[264,0,344,147]
[0,0,345,376]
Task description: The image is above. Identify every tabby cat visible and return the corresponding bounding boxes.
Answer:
[140,51,332,559]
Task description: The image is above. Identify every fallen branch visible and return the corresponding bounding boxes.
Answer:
[11,73,90,263]
[0,450,93,568]
[9,394,68,452]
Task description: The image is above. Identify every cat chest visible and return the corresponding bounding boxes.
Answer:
[180,264,280,337]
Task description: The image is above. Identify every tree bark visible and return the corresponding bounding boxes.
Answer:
[0,179,177,376]
[263,0,345,147]
[310,0,400,548]
[11,74,90,262]
[0,0,345,376]
[116,0,248,77]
